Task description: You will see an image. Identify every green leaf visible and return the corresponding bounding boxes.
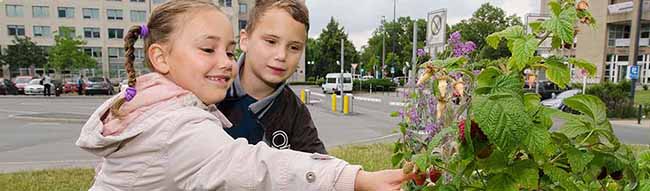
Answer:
[529,21,544,34]
[557,115,592,138]
[486,173,517,191]
[524,124,552,156]
[391,152,404,167]
[567,147,595,173]
[568,58,597,76]
[486,33,502,49]
[551,35,563,49]
[524,93,542,113]
[509,160,538,189]
[562,95,607,124]
[491,73,524,95]
[472,95,531,154]
[477,67,502,88]
[508,35,539,72]
[486,26,526,49]
[544,56,571,88]
[542,5,577,45]
[542,164,580,191]
[412,154,429,173]
[548,0,562,16]
[390,111,400,117]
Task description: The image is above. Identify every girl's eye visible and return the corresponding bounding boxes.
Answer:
[266,39,276,45]
[226,52,236,59]
[290,46,300,51]
[201,48,215,53]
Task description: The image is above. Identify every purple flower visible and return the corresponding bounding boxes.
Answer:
[449,31,462,44]
[424,123,437,133]
[473,70,481,75]
[409,108,420,125]
[417,49,426,57]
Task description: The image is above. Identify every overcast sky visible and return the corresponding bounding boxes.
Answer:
[305,0,541,50]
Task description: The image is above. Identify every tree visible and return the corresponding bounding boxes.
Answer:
[305,38,320,78]
[449,3,522,60]
[311,17,359,78]
[47,28,97,75]
[0,36,47,74]
[359,17,428,78]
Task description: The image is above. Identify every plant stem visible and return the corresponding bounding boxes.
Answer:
[550,151,565,164]
[475,169,487,187]
[537,32,552,47]
[579,130,595,145]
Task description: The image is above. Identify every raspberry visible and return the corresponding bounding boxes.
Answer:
[428,168,442,182]
[597,167,607,180]
[403,161,415,175]
[610,170,623,180]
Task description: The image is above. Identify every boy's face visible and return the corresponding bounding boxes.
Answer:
[155,9,237,105]
[240,8,307,85]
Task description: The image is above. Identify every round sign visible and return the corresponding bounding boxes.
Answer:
[431,15,443,36]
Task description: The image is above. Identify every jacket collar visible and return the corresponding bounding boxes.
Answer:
[228,53,287,118]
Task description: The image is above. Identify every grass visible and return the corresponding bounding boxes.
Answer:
[636,90,650,105]
[0,143,647,190]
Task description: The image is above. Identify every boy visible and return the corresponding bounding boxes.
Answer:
[218,0,327,154]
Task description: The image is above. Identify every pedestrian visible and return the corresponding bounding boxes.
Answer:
[218,0,326,154]
[77,75,84,95]
[42,74,52,97]
[76,1,412,190]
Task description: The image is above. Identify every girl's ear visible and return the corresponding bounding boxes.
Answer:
[239,29,249,53]
[148,43,170,74]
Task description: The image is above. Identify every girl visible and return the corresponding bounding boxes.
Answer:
[76,0,410,190]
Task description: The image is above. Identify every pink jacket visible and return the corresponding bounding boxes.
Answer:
[76,73,360,191]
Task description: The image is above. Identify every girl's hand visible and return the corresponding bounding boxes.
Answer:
[354,169,415,191]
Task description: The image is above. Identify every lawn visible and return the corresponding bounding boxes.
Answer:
[636,90,650,105]
[0,143,647,190]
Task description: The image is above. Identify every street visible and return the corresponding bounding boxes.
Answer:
[0,85,648,173]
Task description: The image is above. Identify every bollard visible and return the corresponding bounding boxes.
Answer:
[331,93,337,112]
[636,104,643,125]
[300,89,306,104]
[343,94,349,114]
[305,89,311,105]
[347,93,354,114]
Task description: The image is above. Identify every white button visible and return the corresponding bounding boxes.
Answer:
[306,172,316,183]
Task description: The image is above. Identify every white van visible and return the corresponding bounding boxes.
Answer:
[321,73,353,94]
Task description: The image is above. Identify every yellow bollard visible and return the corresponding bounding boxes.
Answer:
[300,89,306,104]
[343,94,349,114]
[331,93,337,112]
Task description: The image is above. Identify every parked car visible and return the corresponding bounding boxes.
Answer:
[84,77,114,95]
[24,79,44,95]
[14,76,35,94]
[63,79,78,93]
[0,78,18,95]
[540,89,582,109]
[524,80,566,100]
[321,73,353,94]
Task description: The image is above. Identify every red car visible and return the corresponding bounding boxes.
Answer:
[13,76,35,94]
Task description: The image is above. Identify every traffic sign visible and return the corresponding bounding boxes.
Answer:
[630,65,639,80]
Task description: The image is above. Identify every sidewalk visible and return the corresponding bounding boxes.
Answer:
[610,119,650,128]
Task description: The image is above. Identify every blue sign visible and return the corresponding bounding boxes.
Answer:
[630,65,639,80]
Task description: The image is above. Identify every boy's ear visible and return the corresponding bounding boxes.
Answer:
[239,29,249,53]
[148,44,170,74]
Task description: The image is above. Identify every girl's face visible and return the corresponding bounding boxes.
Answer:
[152,9,237,105]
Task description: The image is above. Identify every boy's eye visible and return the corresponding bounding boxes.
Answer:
[226,52,236,59]
[290,46,300,51]
[265,39,276,45]
[201,48,215,53]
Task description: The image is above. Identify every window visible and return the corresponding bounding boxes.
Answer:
[83,8,99,19]
[7,25,25,36]
[135,48,145,59]
[130,10,146,22]
[32,6,49,17]
[58,7,74,18]
[58,26,76,37]
[107,9,123,20]
[108,28,124,39]
[33,26,51,37]
[219,0,232,7]
[130,0,145,2]
[108,47,125,58]
[84,27,101,38]
[239,20,247,30]
[153,0,166,4]
[6,5,23,17]
[83,47,102,58]
[239,3,248,14]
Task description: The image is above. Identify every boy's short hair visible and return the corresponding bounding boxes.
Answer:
[246,0,309,33]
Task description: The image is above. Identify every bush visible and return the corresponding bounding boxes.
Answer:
[288,81,320,86]
[586,80,638,118]
[644,84,649,91]
[353,79,396,92]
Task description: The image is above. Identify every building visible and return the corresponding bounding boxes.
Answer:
[539,0,650,85]
[0,0,254,80]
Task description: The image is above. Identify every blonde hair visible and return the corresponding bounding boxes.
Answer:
[246,0,310,33]
[110,0,221,117]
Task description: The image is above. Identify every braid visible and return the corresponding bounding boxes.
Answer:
[110,25,142,118]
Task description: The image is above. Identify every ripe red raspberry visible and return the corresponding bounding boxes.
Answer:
[428,168,442,182]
